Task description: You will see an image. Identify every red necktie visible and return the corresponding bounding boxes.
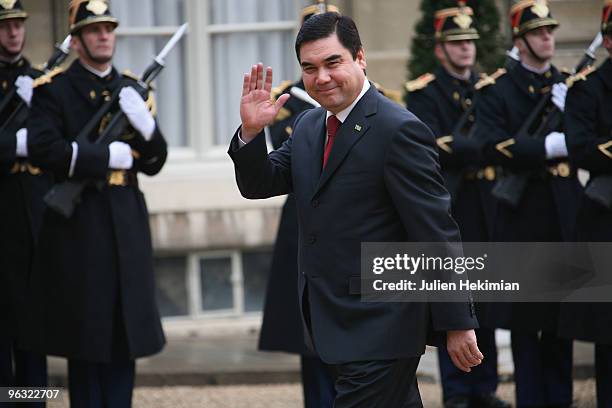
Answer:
[323,115,341,168]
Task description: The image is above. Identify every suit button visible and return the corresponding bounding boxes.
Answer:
[308,235,317,244]
[311,199,319,208]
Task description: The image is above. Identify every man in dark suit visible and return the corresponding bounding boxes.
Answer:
[229,12,482,407]
[559,2,612,406]
[24,1,167,407]
[473,1,581,407]
[0,1,49,403]
[405,4,507,408]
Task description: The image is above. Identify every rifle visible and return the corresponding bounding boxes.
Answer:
[44,23,188,219]
[444,47,520,200]
[0,35,71,134]
[491,33,602,207]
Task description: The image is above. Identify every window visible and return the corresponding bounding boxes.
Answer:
[112,0,188,147]
[154,248,272,319]
[207,0,304,145]
[154,256,189,317]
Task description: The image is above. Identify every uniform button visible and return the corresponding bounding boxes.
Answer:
[311,199,319,208]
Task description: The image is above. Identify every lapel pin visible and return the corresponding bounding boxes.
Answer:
[354,124,362,132]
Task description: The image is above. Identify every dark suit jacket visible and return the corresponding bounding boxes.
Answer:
[229,84,477,364]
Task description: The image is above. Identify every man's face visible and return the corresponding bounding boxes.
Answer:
[73,22,116,64]
[519,26,556,60]
[0,19,25,59]
[299,33,367,113]
[437,40,476,69]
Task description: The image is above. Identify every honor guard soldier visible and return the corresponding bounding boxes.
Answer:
[474,1,582,407]
[559,1,612,406]
[258,2,402,407]
[24,1,167,406]
[0,0,48,400]
[405,3,507,408]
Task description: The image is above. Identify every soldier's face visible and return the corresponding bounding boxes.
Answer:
[75,22,116,64]
[299,33,367,114]
[438,40,476,69]
[519,26,555,61]
[0,19,25,58]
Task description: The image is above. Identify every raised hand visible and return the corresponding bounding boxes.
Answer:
[240,63,290,142]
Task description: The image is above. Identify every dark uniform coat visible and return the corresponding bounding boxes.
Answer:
[405,67,494,241]
[559,58,612,345]
[474,63,582,331]
[258,80,317,354]
[24,60,167,363]
[0,58,49,343]
[405,67,501,331]
[230,84,478,364]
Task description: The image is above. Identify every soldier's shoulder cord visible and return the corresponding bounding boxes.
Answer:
[271,80,293,101]
[566,65,597,89]
[32,66,65,88]
[269,80,294,124]
[474,68,507,91]
[373,82,403,105]
[404,73,435,93]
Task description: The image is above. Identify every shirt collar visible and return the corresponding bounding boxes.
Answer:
[521,61,551,75]
[326,78,371,124]
[79,60,113,78]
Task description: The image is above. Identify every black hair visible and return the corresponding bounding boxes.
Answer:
[295,12,362,62]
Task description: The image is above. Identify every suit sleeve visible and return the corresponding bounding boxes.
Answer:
[383,118,478,330]
[566,81,612,173]
[475,85,546,170]
[228,111,299,199]
[27,83,109,180]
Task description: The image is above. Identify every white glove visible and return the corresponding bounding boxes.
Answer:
[551,82,567,112]
[545,131,568,159]
[108,141,134,170]
[15,75,34,107]
[16,128,28,157]
[119,86,155,141]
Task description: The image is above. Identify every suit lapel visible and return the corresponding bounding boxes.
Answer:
[309,108,327,192]
[313,85,379,196]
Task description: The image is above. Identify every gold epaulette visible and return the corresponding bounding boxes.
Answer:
[32,66,65,88]
[271,80,292,101]
[566,65,596,89]
[373,82,403,105]
[273,106,292,123]
[121,69,139,81]
[404,73,435,93]
[560,67,572,75]
[475,68,507,90]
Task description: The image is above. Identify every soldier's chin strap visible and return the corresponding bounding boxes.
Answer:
[441,42,468,77]
[520,35,548,64]
[77,32,112,65]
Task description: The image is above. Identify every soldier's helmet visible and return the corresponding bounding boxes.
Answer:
[0,0,27,22]
[510,0,559,38]
[602,0,612,35]
[69,0,118,35]
[301,0,340,25]
[434,1,480,42]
